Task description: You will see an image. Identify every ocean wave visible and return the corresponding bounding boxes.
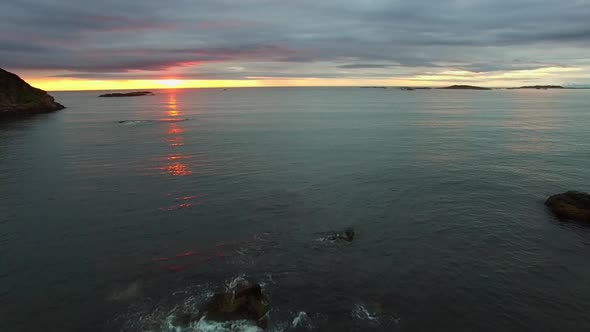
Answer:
[117,119,189,125]
[351,303,401,329]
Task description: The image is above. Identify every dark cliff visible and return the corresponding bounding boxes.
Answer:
[0,68,65,116]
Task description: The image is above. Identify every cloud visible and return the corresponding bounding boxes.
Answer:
[338,64,395,69]
[1,0,589,84]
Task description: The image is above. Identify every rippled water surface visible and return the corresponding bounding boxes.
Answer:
[1,88,590,331]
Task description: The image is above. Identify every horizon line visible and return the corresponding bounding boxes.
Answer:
[43,85,587,93]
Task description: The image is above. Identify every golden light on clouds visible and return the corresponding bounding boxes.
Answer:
[23,66,584,91]
[404,66,582,86]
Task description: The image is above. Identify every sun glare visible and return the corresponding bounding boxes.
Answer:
[159,79,182,88]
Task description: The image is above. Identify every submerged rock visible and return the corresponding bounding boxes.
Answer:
[108,280,143,302]
[0,67,65,116]
[342,227,355,242]
[99,91,154,97]
[324,227,355,242]
[545,191,590,222]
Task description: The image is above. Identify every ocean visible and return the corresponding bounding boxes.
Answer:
[1,87,590,331]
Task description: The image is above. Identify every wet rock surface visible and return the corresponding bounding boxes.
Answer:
[545,191,590,222]
[203,280,270,327]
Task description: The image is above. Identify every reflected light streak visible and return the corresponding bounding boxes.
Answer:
[165,137,184,147]
[167,94,180,117]
[166,153,190,161]
[167,123,184,135]
[163,162,192,176]
[161,92,192,176]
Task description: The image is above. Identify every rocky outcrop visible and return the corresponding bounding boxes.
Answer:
[203,281,270,327]
[545,191,590,222]
[0,68,65,116]
[99,91,154,97]
[439,85,491,90]
[172,279,270,329]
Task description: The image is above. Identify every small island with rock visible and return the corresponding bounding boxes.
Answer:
[99,91,154,97]
[1,68,65,117]
[439,85,491,90]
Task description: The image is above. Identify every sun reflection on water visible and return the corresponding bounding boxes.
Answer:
[164,162,192,176]
[161,92,192,176]
[167,123,184,135]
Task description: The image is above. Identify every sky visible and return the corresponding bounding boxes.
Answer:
[1,0,589,90]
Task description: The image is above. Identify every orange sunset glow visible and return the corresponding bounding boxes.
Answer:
[158,79,183,88]
[21,65,586,92]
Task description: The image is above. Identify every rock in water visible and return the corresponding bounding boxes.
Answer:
[321,227,356,243]
[202,280,270,328]
[545,191,590,222]
[342,227,355,242]
[0,68,65,116]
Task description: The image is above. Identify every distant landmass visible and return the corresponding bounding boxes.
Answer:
[0,68,65,117]
[400,87,432,91]
[439,85,491,90]
[564,84,590,89]
[510,85,564,89]
[99,91,155,97]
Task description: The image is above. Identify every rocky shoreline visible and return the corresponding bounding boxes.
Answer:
[0,68,65,117]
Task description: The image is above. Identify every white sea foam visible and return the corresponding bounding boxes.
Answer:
[193,318,263,332]
[351,304,379,324]
[291,311,313,329]
[225,275,248,292]
[117,120,152,125]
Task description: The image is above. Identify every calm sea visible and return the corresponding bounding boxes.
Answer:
[1,88,590,331]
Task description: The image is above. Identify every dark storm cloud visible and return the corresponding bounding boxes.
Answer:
[1,0,589,79]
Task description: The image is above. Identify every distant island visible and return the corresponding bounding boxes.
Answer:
[0,68,65,117]
[400,87,432,91]
[99,91,154,97]
[439,85,491,90]
[510,85,564,90]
